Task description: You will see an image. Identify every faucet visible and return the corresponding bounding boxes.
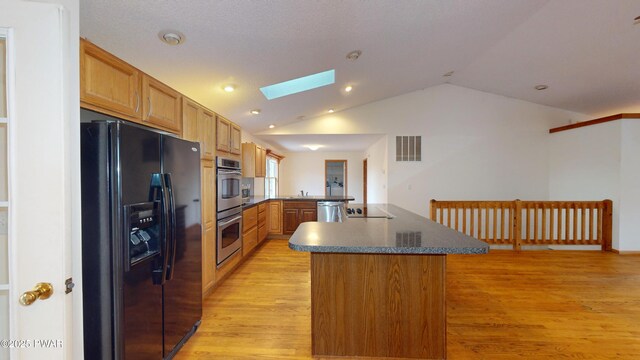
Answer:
[300,190,304,196]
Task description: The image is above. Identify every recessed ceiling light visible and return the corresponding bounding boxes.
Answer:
[346,50,362,61]
[250,109,261,115]
[634,15,640,25]
[328,109,335,113]
[534,85,548,91]
[344,85,353,92]
[269,124,275,129]
[158,30,185,45]
[443,71,454,77]
[305,145,322,151]
[223,85,236,92]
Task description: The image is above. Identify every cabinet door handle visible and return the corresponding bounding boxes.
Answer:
[134,90,140,113]
[147,97,152,118]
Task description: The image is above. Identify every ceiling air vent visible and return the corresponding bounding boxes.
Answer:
[395,136,422,161]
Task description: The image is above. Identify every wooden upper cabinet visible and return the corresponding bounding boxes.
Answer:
[182,98,199,142]
[259,146,267,176]
[241,143,267,177]
[217,116,231,152]
[142,75,182,134]
[241,143,256,177]
[183,97,215,160]
[200,109,215,160]
[230,124,241,155]
[80,39,141,119]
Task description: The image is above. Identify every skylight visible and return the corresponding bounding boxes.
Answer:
[260,69,335,100]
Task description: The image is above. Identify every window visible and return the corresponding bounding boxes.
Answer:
[265,156,279,197]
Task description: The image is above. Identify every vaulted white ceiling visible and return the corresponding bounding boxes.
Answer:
[80,0,640,148]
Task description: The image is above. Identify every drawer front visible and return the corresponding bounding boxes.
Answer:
[242,226,258,257]
[258,209,267,225]
[258,224,267,243]
[243,206,258,232]
[283,200,317,210]
[258,203,267,213]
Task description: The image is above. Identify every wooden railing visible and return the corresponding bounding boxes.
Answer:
[430,199,612,251]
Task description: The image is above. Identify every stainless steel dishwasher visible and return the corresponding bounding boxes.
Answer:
[317,201,347,222]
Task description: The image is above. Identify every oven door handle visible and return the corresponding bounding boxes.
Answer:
[218,169,242,176]
[218,215,242,227]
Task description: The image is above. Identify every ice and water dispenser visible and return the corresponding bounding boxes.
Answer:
[124,202,161,267]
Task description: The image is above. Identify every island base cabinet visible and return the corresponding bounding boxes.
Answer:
[310,253,446,359]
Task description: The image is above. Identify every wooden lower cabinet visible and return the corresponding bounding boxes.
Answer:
[202,224,216,293]
[283,201,318,235]
[258,224,267,243]
[242,206,260,257]
[243,226,258,257]
[257,204,267,243]
[283,209,299,235]
[301,209,317,223]
[268,201,283,235]
[201,160,216,295]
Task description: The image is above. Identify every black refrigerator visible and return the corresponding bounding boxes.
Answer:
[81,116,202,360]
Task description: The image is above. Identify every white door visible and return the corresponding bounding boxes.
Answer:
[0,1,80,359]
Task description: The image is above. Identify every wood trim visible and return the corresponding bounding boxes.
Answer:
[549,113,640,133]
[266,149,285,161]
[610,249,640,255]
[363,158,367,204]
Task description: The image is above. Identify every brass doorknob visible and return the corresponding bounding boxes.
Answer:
[19,283,53,306]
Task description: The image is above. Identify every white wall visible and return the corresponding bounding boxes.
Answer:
[619,120,640,251]
[548,118,640,251]
[548,122,621,248]
[262,84,588,217]
[364,136,388,203]
[279,151,364,202]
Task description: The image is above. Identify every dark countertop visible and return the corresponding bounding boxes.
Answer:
[242,195,354,208]
[288,203,489,255]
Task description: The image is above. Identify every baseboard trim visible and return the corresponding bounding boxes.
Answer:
[611,249,640,255]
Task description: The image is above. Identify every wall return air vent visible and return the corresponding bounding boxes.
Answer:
[396,136,422,161]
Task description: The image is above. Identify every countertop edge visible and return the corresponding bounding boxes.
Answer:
[288,242,489,255]
[243,196,355,209]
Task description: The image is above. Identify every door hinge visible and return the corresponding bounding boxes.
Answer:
[65,278,75,294]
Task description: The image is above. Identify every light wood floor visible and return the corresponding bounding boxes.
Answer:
[176,239,640,359]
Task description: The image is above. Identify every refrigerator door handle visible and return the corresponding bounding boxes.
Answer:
[150,173,169,285]
[165,173,178,281]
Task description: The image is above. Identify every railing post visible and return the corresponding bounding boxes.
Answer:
[430,199,436,221]
[513,199,522,251]
[602,199,613,252]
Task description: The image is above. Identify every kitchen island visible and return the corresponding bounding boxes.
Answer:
[289,204,488,360]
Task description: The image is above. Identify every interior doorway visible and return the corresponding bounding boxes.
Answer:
[324,160,347,197]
